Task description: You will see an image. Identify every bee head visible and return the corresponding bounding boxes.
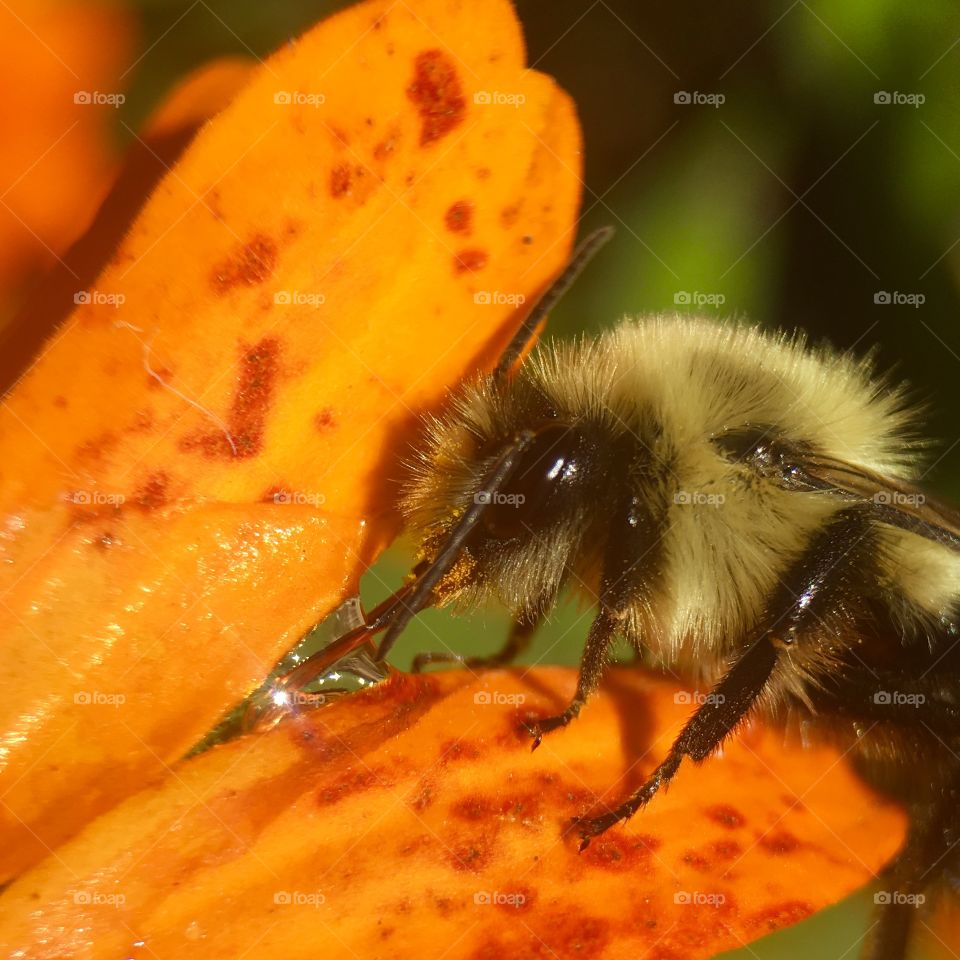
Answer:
[400,366,624,618]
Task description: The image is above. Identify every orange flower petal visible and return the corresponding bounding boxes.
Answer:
[0,669,906,958]
[0,0,582,882]
[1,56,258,395]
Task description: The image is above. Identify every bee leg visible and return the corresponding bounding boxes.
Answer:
[527,611,618,748]
[411,614,540,673]
[862,772,960,960]
[574,635,778,848]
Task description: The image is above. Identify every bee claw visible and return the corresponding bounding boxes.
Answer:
[523,721,543,750]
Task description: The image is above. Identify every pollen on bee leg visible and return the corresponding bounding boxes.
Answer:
[431,550,477,604]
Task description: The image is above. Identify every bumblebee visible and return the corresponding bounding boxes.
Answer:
[286,230,960,960]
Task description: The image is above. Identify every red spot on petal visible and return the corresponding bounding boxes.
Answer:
[454,248,488,274]
[705,804,746,829]
[314,408,336,431]
[759,829,801,855]
[179,337,281,460]
[445,200,473,234]
[407,50,466,146]
[500,202,521,227]
[583,833,662,872]
[210,234,278,294]
[75,431,117,462]
[330,163,352,198]
[132,472,169,511]
[373,127,400,161]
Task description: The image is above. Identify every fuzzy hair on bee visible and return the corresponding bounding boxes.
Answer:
[394,314,960,960]
[283,230,960,960]
[401,318,944,663]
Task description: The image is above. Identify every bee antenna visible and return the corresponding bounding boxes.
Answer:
[493,225,615,381]
[375,428,536,661]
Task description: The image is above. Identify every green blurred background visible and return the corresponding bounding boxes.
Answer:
[117,1,960,956]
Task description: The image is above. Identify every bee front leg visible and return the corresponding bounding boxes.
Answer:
[411,614,541,673]
[527,610,618,748]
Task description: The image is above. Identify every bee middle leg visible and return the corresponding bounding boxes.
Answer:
[861,764,960,960]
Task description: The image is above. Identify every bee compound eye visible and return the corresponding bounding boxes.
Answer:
[478,423,589,540]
